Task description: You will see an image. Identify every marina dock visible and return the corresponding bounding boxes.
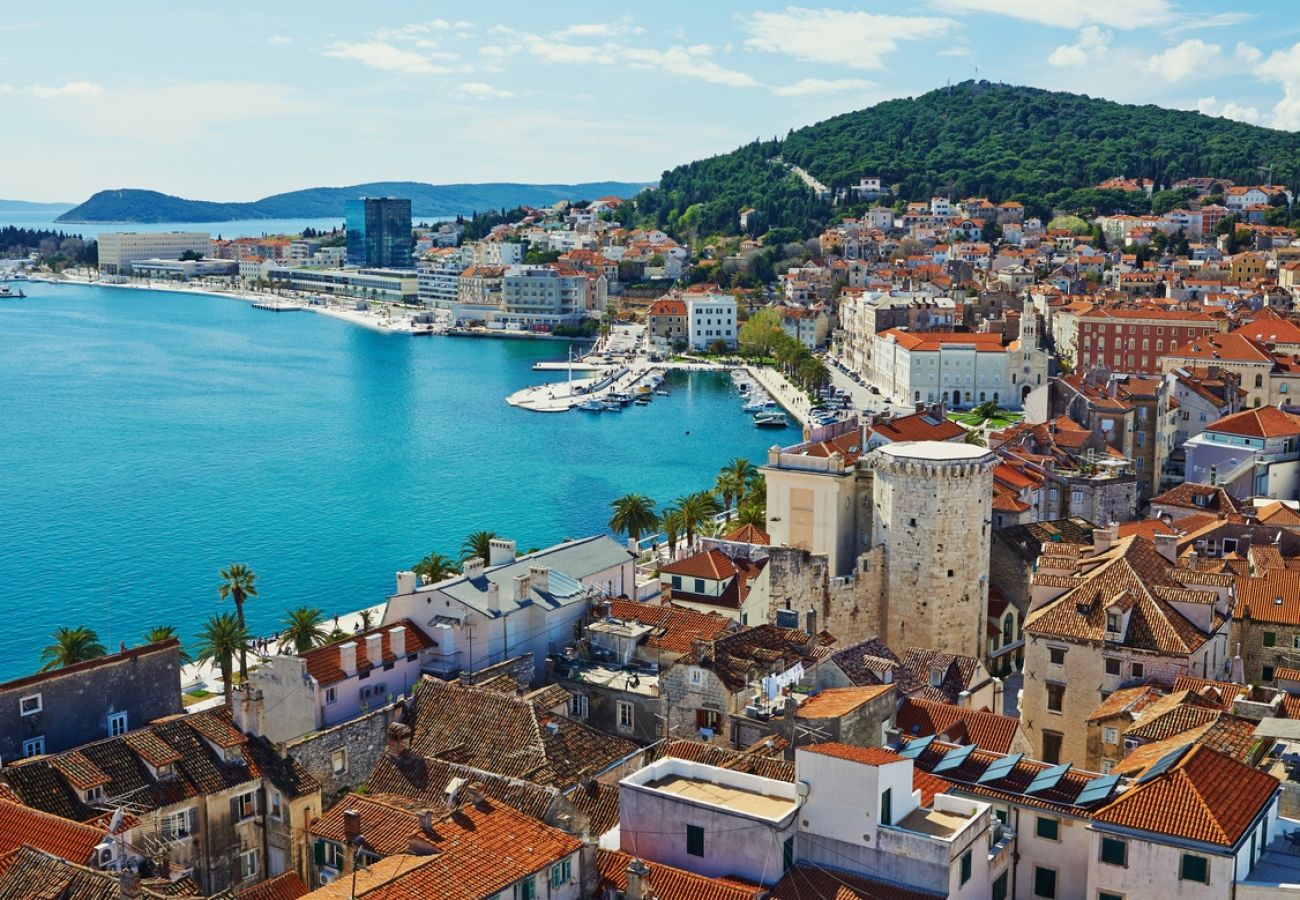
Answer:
[506,362,665,412]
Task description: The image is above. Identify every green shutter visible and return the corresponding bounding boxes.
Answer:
[1265,631,1277,647]
[960,850,972,884]
[1035,816,1059,840]
[783,837,794,872]
[1033,866,1056,898]
[1100,837,1127,866]
[1181,854,1209,883]
[313,841,326,866]
[686,824,704,857]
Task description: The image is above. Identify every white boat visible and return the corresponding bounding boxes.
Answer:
[608,391,635,405]
[577,399,604,412]
[0,286,26,299]
[601,399,624,412]
[742,397,770,412]
[654,388,670,396]
[755,411,789,428]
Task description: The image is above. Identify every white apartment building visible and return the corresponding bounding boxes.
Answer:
[416,250,470,309]
[97,231,211,274]
[685,294,737,350]
[497,265,588,328]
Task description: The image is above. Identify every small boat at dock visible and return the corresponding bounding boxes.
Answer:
[577,399,604,412]
[0,286,27,298]
[755,410,789,428]
[601,399,624,412]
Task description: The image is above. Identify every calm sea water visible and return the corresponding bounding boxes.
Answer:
[0,207,451,240]
[0,283,783,678]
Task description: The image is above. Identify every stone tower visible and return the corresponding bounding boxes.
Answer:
[1018,306,1039,350]
[868,440,997,658]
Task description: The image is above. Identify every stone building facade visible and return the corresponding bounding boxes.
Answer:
[281,700,409,809]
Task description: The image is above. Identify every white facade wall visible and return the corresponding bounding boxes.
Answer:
[98,231,211,273]
[686,296,737,350]
[872,336,1045,411]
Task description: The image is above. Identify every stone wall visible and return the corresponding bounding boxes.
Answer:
[283,700,407,809]
[1232,618,1300,685]
[765,545,886,646]
[989,536,1034,616]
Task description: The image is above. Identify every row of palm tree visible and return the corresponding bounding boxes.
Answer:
[411,530,503,586]
[608,457,768,554]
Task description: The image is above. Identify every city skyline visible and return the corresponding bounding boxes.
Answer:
[1,0,1297,202]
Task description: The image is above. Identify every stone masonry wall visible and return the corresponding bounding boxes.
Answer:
[765,545,886,646]
[283,700,406,809]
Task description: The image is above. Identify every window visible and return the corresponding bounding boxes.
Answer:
[325,687,337,705]
[84,786,104,803]
[693,578,705,593]
[1046,682,1065,713]
[1100,836,1128,866]
[1036,816,1060,841]
[960,849,972,884]
[549,858,572,887]
[160,809,194,840]
[671,575,682,590]
[1293,635,1300,651]
[1130,662,1144,679]
[22,736,44,757]
[1099,893,1124,900]
[881,788,892,826]
[689,667,702,685]
[1042,731,1063,765]
[1106,614,1121,635]
[108,712,128,737]
[1101,759,1115,774]
[1180,854,1209,883]
[316,840,345,870]
[569,694,588,718]
[1104,657,1121,676]
[695,709,720,732]
[270,790,283,820]
[19,694,41,716]
[234,791,256,821]
[1048,647,1066,666]
[331,748,347,775]
[783,836,794,873]
[1103,726,1119,744]
[1264,665,1276,682]
[617,701,634,731]
[239,848,259,880]
[1264,631,1277,648]
[686,824,705,857]
[992,872,1009,900]
[1034,866,1057,898]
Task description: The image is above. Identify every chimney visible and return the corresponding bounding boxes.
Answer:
[118,870,142,900]
[338,641,357,677]
[343,809,361,843]
[625,857,653,900]
[1154,532,1178,563]
[388,626,406,658]
[488,538,517,567]
[529,566,551,594]
[513,573,532,602]
[486,581,501,614]
[396,570,417,594]
[365,633,384,668]
[418,809,436,837]
[385,721,412,758]
[1093,522,1119,553]
[463,557,486,577]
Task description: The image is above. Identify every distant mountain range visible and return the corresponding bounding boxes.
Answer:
[55,181,653,224]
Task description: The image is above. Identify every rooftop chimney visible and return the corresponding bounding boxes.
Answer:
[365,633,384,669]
[489,538,517,567]
[625,857,654,900]
[463,557,486,577]
[1154,532,1178,563]
[118,870,142,900]
[396,570,417,594]
[529,565,551,594]
[486,581,501,614]
[513,573,532,602]
[385,721,412,759]
[388,626,406,658]
[338,641,357,677]
[343,809,361,843]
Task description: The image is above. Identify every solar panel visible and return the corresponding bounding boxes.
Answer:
[977,752,1023,784]
[898,735,935,759]
[1025,762,1072,795]
[1074,774,1120,806]
[1137,744,1191,784]
[932,742,977,773]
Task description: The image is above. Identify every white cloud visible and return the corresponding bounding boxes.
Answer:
[932,0,1170,29]
[266,35,292,46]
[1168,12,1254,32]
[1196,95,1260,124]
[1145,39,1221,82]
[479,45,508,58]
[743,7,956,70]
[459,81,514,98]
[623,45,758,87]
[773,78,875,97]
[30,81,104,98]
[324,41,454,75]
[1235,41,1262,64]
[1255,41,1300,130]
[554,22,642,39]
[1048,26,1111,67]
[938,46,973,57]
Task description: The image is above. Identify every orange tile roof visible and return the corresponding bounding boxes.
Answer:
[0,797,103,863]
[801,743,905,767]
[1167,332,1274,364]
[605,598,733,655]
[1172,675,1248,708]
[1093,745,1278,847]
[723,523,771,546]
[1234,569,1300,625]
[302,620,434,687]
[895,699,1023,754]
[880,329,1009,353]
[770,865,942,900]
[236,871,308,900]
[595,850,760,900]
[1207,406,1300,439]
[869,411,965,443]
[661,548,738,581]
[797,686,894,719]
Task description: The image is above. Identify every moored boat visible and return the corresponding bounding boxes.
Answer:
[755,410,788,428]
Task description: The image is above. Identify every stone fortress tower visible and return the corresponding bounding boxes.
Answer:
[867,440,997,659]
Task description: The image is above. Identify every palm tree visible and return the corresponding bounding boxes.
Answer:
[413,551,456,585]
[735,503,767,528]
[461,530,499,564]
[193,613,248,707]
[142,625,192,664]
[660,508,686,556]
[218,564,258,685]
[39,626,106,672]
[609,494,660,544]
[799,358,830,393]
[358,609,376,631]
[280,607,328,653]
[675,492,721,549]
[746,474,767,507]
[714,471,746,513]
[964,428,988,447]
[722,457,758,488]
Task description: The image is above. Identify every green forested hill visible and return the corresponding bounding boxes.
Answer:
[635,81,1300,239]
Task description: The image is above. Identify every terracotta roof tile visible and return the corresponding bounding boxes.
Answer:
[895,699,1023,754]
[0,797,103,863]
[797,686,894,719]
[723,523,771,546]
[1207,406,1300,439]
[770,864,944,899]
[605,599,733,655]
[302,620,434,687]
[869,412,965,443]
[1235,569,1300,625]
[596,850,760,900]
[701,626,829,692]
[235,871,308,900]
[801,743,905,767]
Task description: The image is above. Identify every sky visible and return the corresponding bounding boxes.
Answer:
[2,0,1298,202]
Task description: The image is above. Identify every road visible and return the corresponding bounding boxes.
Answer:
[822,354,915,417]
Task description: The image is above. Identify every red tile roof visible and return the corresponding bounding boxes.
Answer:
[236,871,308,900]
[605,598,733,655]
[595,850,761,900]
[1093,745,1278,846]
[1234,569,1300,625]
[869,412,965,443]
[723,523,771,546]
[302,620,434,687]
[0,796,103,863]
[797,686,894,719]
[661,549,739,581]
[895,699,1023,755]
[801,743,905,767]
[1207,406,1300,439]
[880,329,1010,353]
[769,865,944,899]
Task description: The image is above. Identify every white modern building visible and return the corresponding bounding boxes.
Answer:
[497,265,589,328]
[98,231,211,274]
[264,266,418,302]
[129,258,238,280]
[685,294,737,350]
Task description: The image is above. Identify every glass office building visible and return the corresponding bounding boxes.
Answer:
[345,197,413,269]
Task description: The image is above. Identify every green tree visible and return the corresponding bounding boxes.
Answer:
[675,491,722,548]
[798,357,830,393]
[715,471,746,512]
[142,625,192,664]
[461,530,500,564]
[218,563,258,686]
[413,551,457,585]
[280,607,328,653]
[193,613,248,707]
[722,457,759,494]
[39,626,106,672]
[609,494,660,544]
[660,507,686,553]
[358,609,376,631]
[738,308,784,358]
[735,503,767,528]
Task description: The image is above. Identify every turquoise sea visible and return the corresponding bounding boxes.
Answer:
[0,283,783,678]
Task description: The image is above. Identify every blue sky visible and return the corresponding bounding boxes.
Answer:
[2,0,1297,202]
